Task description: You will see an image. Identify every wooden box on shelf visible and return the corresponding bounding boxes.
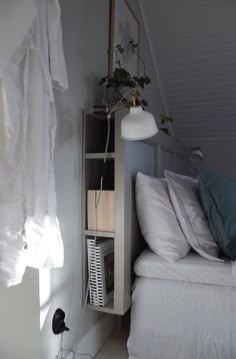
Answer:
[87,190,115,232]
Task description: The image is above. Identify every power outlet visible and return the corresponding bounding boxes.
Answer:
[52,308,69,335]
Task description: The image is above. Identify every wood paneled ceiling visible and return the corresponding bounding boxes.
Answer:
[141,0,236,140]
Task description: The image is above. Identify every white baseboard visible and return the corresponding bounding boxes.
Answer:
[76,314,116,358]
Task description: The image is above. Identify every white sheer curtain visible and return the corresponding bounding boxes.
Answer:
[0,0,68,287]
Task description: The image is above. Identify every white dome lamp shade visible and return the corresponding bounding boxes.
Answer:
[121,97,158,140]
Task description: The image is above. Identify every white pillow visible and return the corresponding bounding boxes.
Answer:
[135,172,190,262]
[165,170,222,262]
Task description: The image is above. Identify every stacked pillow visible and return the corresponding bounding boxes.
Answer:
[136,170,225,262]
[136,172,190,262]
[197,168,236,260]
[164,170,221,262]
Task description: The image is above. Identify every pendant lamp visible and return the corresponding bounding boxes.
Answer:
[121,96,158,140]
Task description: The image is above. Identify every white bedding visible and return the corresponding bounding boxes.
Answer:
[134,248,235,287]
[128,277,236,359]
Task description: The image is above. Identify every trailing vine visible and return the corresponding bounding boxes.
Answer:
[100,38,151,107]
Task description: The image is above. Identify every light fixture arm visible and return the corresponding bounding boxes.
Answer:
[132,94,136,107]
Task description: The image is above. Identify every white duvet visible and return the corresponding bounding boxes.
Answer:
[128,277,236,359]
[128,250,236,359]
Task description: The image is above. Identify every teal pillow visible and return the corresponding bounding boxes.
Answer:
[197,168,236,259]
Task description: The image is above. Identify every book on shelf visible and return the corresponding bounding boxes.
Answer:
[87,238,114,307]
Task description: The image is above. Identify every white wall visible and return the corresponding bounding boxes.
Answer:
[0,268,40,359]
[40,0,110,357]
[184,139,236,179]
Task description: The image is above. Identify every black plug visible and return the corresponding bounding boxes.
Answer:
[52,308,70,335]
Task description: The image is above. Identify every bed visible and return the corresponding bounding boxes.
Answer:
[123,130,236,359]
[128,249,236,359]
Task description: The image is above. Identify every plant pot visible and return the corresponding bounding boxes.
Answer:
[103,86,134,107]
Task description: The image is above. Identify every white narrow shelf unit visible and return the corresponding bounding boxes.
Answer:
[82,109,189,315]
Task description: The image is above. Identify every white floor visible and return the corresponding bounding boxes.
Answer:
[95,328,129,359]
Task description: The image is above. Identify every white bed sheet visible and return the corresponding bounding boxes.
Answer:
[128,277,236,359]
[134,248,235,287]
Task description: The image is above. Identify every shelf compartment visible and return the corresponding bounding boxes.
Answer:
[84,230,115,238]
[87,302,114,314]
[84,113,114,153]
[87,190,115,232]
[85,159,114,191]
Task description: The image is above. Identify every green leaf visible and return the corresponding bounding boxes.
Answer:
[145,76,151,84]
[118,48,125,54]
[160,114,174,124]
[129,38,139,48]
[100,76,108,85]
[141,99,148,107]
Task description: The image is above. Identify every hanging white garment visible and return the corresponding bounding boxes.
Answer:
[0,0,36,74]
[24,0,68,269]
[0,0,68,287]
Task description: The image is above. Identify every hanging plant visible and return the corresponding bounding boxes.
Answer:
[100,39,151,107]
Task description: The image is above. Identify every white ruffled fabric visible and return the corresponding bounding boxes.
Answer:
[0,0,68,287]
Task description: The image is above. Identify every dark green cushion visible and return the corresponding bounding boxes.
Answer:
[197,168,236,259]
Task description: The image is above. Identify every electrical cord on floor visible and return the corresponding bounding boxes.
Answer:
[55,333,94,359]
[56,213,98,359]
[55,112,111,359]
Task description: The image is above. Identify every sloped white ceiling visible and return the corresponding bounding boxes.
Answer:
[141,0,236,140]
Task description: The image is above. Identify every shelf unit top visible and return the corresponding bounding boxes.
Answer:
[84,110,108,120]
